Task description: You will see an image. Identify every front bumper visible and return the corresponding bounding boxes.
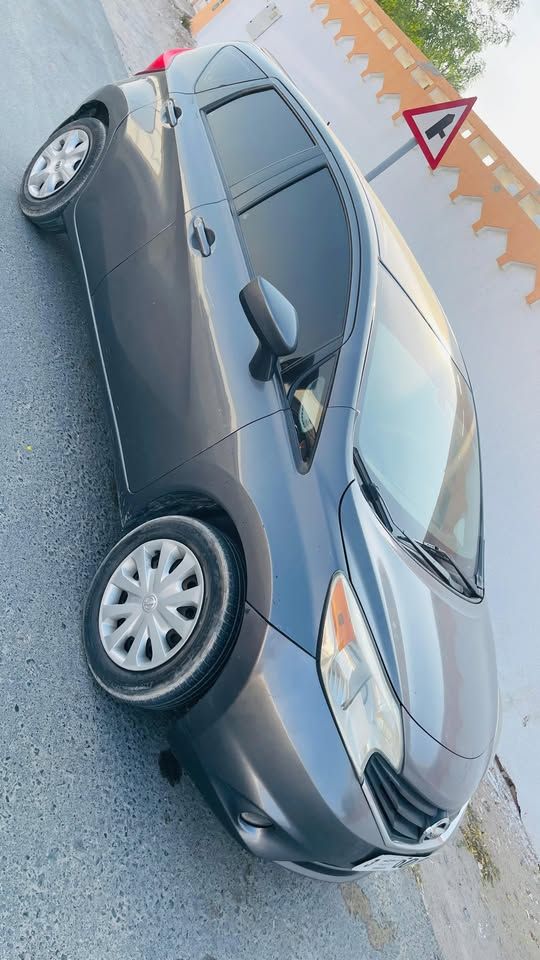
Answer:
[170,604,476,880]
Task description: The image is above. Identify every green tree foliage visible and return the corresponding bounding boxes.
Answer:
[377,0,521,90]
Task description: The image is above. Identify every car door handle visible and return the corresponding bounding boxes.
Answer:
[192,216,215,257]
[161,98,181,127]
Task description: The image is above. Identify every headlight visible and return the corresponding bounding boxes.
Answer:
[319,573,403,777]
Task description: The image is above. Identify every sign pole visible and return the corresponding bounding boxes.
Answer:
[365,136,418,183]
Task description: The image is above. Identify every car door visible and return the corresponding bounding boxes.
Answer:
[231,161,353,467]
[91,80,325,493]
[191,84,354,465]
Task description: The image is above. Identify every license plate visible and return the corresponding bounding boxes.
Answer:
[354,854,422,872]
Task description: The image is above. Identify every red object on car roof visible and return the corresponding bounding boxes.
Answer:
[136,49,190,75]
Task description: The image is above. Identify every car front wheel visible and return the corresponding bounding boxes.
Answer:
[19,117,107,231]
[83,516,244,710]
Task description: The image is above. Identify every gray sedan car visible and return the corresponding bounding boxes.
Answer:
[20,42,499,880]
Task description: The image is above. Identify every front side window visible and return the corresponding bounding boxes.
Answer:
[239,168,351,363]
[356,281,481,582]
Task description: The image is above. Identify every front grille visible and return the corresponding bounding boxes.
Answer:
[365,753,448,843]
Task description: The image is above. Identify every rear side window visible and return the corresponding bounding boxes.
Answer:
[206,89,313,187]
[239,168,351,361]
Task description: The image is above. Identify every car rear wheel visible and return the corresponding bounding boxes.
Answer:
[83,516,244,710]
[19,117,107,231]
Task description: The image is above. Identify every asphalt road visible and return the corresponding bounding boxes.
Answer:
[0,3,441,958]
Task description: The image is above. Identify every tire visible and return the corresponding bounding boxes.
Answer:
[19,117,107,231]
[83,516,245,710]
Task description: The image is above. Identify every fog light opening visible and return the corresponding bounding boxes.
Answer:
[239,810,273,829]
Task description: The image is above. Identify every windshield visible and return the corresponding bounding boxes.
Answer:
[356,281,481,583]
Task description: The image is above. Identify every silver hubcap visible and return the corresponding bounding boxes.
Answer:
[27,128,90,199]
[99,539,205,672]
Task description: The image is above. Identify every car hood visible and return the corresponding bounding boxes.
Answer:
[339,482,499,759]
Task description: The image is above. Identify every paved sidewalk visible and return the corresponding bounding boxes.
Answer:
[420,765,540,959]
[99,0,194,74]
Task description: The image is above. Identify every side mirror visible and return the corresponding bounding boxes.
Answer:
[240,277,298,381]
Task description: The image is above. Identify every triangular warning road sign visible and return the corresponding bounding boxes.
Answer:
[403,97,477,170]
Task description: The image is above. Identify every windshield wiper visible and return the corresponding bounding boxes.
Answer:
[395,532,453,586]
[353,448,453,587]
[353,448,393,531]
[418,540,481,598]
